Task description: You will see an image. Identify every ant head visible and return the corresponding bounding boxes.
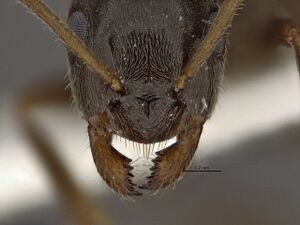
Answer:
[20,0,239,197]
[67,0,226,196]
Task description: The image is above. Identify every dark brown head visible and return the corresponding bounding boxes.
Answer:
[67,0,226,196]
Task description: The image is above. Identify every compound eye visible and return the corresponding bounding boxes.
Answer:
[67,11,88,42]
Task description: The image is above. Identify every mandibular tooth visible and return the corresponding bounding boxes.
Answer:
[111,134,178,192]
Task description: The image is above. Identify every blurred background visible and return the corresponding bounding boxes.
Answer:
[0,0,300,225]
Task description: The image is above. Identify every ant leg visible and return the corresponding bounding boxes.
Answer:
[17,80,112,225]
[275,20,300,73]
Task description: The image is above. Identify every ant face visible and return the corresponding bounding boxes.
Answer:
[67,0,226,196]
